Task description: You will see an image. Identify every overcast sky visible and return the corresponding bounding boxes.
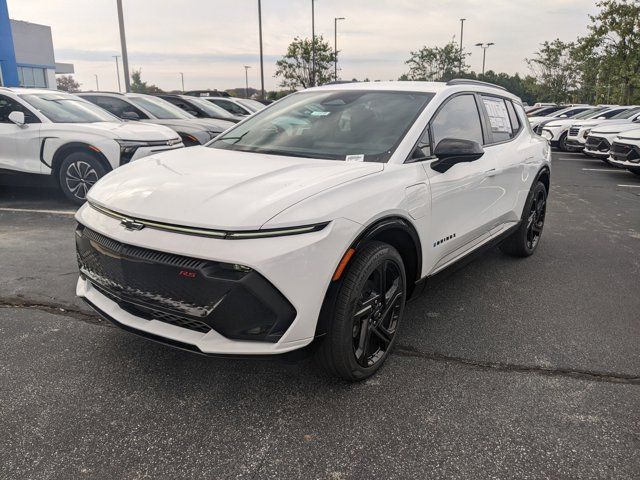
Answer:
[8,0,600,92]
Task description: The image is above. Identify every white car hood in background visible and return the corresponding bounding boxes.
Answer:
[67,121,178,140]
[617,128,640,140]
[591,122,640,135]
[87,147,384,230]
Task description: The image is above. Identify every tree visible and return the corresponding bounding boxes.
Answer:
[404,40,468,81]
[56,75,80,92]
[274,36,336,89]
[130,69,163,93]
[575,0,640,104]
[526,39,580,103]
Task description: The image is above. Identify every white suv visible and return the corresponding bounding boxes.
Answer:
[0,88,182,204]
[609,128,640,175]
[75,80,551,380]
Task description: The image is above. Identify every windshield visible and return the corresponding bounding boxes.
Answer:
[612,107,640,119]
[20,93,120,123]
[189,97,236,118]
[236,98,265,112]
[552,107,592,118]
[573,108,607,120]
[210,90,434,162]
[128,95,192,119]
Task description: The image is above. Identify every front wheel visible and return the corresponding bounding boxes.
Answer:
[500,181,547,257]
[315,241,406,381]
[558,132,568,152]
[58,152,108,205]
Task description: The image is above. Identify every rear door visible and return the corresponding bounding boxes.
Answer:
[419,93,500,272]
[0,94,42,173]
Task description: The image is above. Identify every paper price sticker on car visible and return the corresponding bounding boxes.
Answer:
[345,154,365,162]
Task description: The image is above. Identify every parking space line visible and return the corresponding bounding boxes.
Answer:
[581,168,625,172]
[618,184,640,188]
[0,207,76,216]
[555,157,600,162]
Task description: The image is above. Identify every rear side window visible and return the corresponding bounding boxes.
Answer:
[481,96,516,143]
[506,101,521,132]
[431,94,483,147]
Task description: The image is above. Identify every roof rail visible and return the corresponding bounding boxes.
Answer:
[446,79,507,91]
[78,90,126,95]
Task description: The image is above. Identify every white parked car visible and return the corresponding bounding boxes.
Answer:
[0,87,182,204]
[540,106,632,151]
[75,80,551,380]
[529,105,595,134]
[584,121,640,159]
[566,108,640,151]
[609,128,640,176]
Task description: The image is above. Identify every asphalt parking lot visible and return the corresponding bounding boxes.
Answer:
[1,152,639,479]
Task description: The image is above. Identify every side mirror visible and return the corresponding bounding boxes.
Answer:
[121,111,140,121]
[8,111,26,126]
[431,138,485,173]
[595,116,605,120]
[185,110,199,117]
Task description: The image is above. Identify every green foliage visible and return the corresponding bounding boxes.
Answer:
[526,39,580,103]
[130,69,163,93]
[56,75,80,93]
[404,40,468,81]
[274,36,336,89]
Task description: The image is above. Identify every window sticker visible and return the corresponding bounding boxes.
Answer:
[345,154,365,162]
[310,110,331,116]
[482,97,511,134]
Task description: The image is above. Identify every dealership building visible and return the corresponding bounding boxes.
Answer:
[0,0,73,88]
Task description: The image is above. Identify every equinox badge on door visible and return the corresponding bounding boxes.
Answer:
[120,218,145,231]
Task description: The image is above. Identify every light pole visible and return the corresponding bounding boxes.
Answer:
[475,42,494,76]
[334,17,345,82]
[459,18,465,74]
[113,55,121,92]
[258,0,265,100]
[116,0,131,92]
[179,72,184,92]
[311,0,316,87]
[94,74,99,91]
[244,65,251,98]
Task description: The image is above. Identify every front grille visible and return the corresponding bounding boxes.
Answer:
[610,142,640,163]
[569,127,580,136]
[585,136,610,152]
[76,225,296,342]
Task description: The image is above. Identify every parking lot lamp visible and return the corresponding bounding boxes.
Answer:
[180,72,184,92]
[459,18,465,74]
[334,17,345,81]
[244,65,251,98]
[116,0,131,92]
[113,55,121,92]
[311,0,316,87]
[475,42,494,76]
[94,74,99,91]
[258,0,265,100]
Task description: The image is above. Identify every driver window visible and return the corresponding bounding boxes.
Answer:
[0,95,39,123]
[431,94,484,147]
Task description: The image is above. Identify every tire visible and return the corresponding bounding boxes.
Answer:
[499,181,547,257]
[558,132,568,152]
[58,151,108,205]
[314,241,407,381]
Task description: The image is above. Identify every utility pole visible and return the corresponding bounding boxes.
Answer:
[311,0,316,87]
[180,72,184,92]
[244,65,251,98]
[475,42,494,76]
[459,18,465,74]
[113,55,121,92]
[334,17,345,82]
[116,0,131,92]
[94,74,99,91]
[258,0,265,100]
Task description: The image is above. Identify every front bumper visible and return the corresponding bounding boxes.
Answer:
[75,204,361,355]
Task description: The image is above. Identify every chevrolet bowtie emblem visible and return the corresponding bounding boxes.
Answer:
[120,218,145,231]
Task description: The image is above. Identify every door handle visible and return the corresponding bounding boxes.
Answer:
[484,168,503,177]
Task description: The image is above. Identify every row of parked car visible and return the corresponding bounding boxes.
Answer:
[0,87,265,203]
[525,103,640,176]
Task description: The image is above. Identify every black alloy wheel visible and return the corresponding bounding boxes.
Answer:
[525,187,546,251]
[500,181,547,257]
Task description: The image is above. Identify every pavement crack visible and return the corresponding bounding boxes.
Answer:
[0,298,108,326]
[394,344,640,385]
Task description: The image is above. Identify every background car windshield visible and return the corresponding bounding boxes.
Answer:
[236,98,265,112]
[20,94,119,123]
[128,96,192,119]
[210,90,433,162]
[189,97,236,118]
[612,107,640,119]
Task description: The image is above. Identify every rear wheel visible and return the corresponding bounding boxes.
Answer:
[315,241,406,381]
[58,152,108,205]
[500,181,547,257]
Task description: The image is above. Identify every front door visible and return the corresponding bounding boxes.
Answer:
[0,94,41,173]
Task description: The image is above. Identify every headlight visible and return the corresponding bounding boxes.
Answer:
[582,129,591,137]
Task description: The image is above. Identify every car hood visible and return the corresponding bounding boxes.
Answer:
[141,118,228,133]
[617,127,640,140]
[591,122,640,135]
[72,121,178,140]
[87,147,383,230]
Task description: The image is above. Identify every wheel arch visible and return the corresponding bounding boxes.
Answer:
[535,165,551,195]
[314,215,423,338]
[50,142,113,178]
